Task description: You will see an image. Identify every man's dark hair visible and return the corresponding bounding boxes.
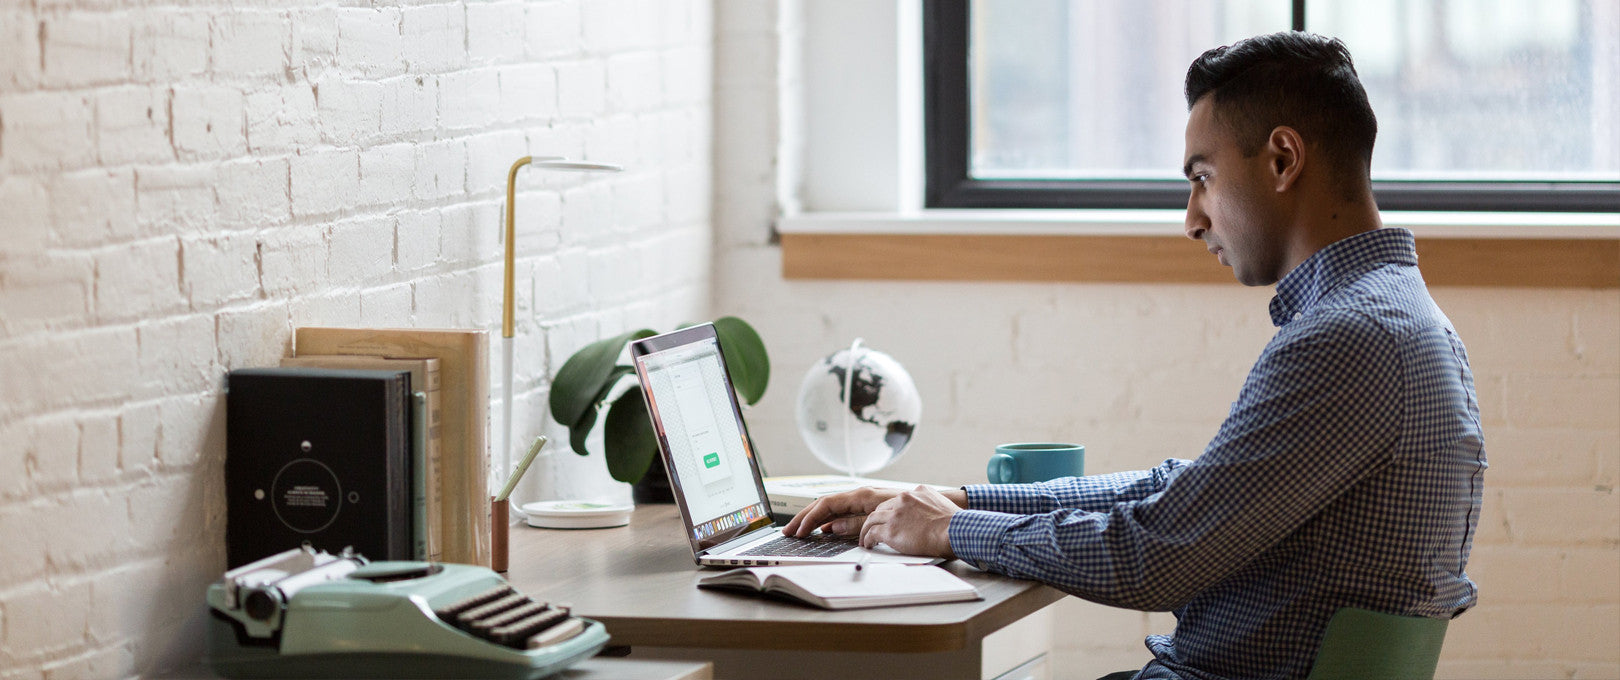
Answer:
[1185,31,1378,184]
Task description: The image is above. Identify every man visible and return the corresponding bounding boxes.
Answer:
[785,31,1486,680]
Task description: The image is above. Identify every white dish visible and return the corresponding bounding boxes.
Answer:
[520,500,634,529]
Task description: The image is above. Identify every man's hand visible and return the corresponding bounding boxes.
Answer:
[783,487,904,538]
[859,486,963,559]
[782,486,968,560]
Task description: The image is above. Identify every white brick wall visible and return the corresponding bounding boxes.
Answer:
[0,1,713,675]
[712,2,1620,679]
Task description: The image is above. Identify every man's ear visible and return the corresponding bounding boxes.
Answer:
[1267,126,1305,192]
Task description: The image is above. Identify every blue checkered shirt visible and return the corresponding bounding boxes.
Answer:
[949,228,1486,680]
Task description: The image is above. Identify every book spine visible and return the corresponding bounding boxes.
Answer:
[388,373,410,560]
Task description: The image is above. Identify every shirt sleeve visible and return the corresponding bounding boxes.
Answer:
[962,460,1191,514]
[948,310,1403,611]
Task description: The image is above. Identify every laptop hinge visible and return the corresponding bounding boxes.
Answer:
[703,528,772,556]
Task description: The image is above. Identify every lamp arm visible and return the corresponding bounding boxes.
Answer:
[503,156,534,340]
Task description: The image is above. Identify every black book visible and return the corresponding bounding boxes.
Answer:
[226,367,412,568]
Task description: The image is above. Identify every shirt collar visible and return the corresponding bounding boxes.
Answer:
[1268,228,1418,327]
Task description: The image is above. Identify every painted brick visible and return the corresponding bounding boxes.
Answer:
[440,67,501,131]
[258,226,328,297]
[411,270,482,327]
[556,61,606,118]
[611,171,663,229]
[1505,375,1620,429]
[136,315,218,399]
[0,327,137,420]
[466,129,529,194]
[0,91,94,173]
[181,232,260,308]
[316,75,383,144]
[1562,548,1620,603]
[95,87,172,167]
[215,301,290,372]
[395,210,441,271]
[336,7,404,78]
[119,401,161,476]
[215,158,290,228]
[0,176,51,256]
[212,11,289,78]
[0,499,49,589]
[585,114,638,169]
[467,2,526,64]
[667,45,712,107]
[26,414,79,493]
[292,7,339,71]
[245,84,319,154]
[48,488,131,570]
[664,162,708,224]
[660,44,712,102]
[358,142,416,207]
[525,1,581,58]
[157,393,223,469]
[41,645,135,680]
[328,216,396,284]
[401,4,467,73]
[1501,487,1620,546]
[1464,545,1562,604]
[0,10,41,90]
[50,168,138,247]
[132,10,209,82]
[606,52,662,112]
[360,283,414,326]
[95,238,182,322]
[0,581,90,658]
[413,139,466,200]
[634,112,667,168]
[379,74,438,137]
[78,411,120,484]
[560,182,611,246]
[289,148,360,217]
[438,201,500,265]
[582,0,648,54]
[124,474,208,550]
[498,63,558,124]
[291,290,363,329]
[40,12,132,88]
[1483,427,1604,487]
[716,32,777,90]
[171,85,247,161]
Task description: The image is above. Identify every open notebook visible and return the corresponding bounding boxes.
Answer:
[697,563,981,610]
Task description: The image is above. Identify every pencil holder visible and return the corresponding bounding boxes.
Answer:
[491,496,509,572]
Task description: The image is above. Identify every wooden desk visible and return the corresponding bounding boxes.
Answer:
[504,506,1065,680]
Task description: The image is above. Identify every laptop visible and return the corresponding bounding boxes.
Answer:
[630,324,939,568]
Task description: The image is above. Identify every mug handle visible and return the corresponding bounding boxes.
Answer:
[987,453,1017,484]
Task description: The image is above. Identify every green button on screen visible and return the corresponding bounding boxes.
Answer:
[703,452,720,468]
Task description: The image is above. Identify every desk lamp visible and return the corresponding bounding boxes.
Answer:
[500,156,622,497]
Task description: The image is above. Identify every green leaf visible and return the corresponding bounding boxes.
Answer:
[563,365,635,455]
[604,385,659,483]
[549,328,654,431]
[713,316,769,405]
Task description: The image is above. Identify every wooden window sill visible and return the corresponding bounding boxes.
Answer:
[777,211,1619,288]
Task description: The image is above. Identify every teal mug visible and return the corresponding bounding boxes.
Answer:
[988,443,1085,484]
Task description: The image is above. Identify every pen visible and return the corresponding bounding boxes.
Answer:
[854,552,871,573]
[496,435,548,502]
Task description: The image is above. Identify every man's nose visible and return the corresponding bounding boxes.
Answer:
[1184,196,1208,240]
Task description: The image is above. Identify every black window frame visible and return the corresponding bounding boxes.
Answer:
[924,0,1620,212]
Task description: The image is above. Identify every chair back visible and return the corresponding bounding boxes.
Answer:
[1305,607,1449,680]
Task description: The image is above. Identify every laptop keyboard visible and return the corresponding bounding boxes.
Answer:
[739,533,859,558]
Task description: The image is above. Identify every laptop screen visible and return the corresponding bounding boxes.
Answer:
[631,325,774,552]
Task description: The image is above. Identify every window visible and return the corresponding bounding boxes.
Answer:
[926,0,1620,211]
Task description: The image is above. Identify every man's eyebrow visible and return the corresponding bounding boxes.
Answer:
[1183,154,1206,179]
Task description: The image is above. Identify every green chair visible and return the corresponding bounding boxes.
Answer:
[1305,607,1450,680]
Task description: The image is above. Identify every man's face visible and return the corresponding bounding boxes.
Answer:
[1182,97,1288,286]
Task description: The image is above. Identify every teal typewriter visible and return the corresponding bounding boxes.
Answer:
[207,547,608,679]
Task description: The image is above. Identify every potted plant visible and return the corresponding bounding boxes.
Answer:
[548,316,770,502]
